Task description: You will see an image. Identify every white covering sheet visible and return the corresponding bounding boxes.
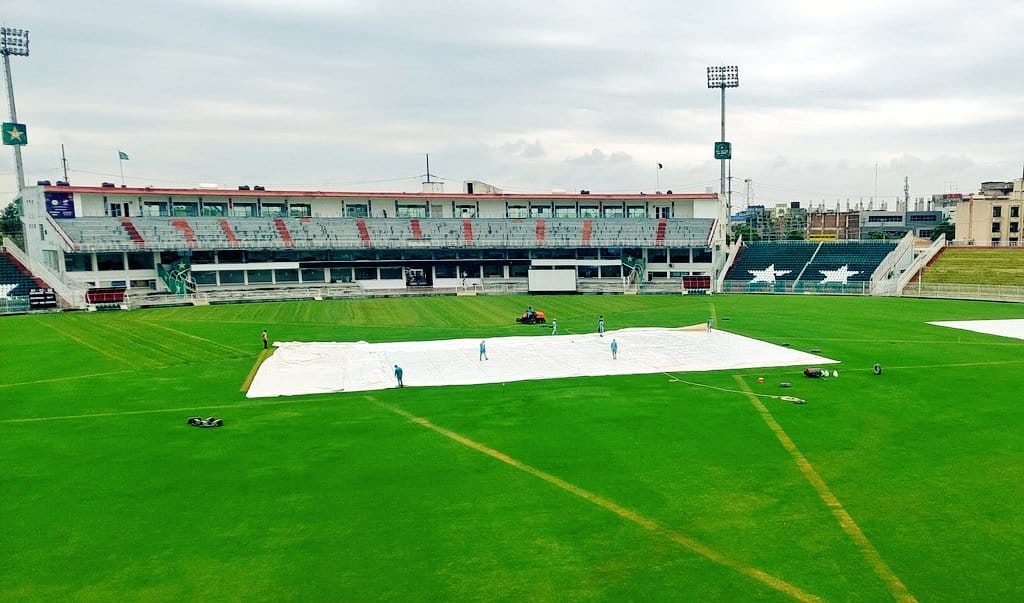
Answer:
[246,327,839,398]
[927,318,1024,341]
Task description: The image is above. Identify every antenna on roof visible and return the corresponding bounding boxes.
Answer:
[61,144,70,184]
[425,154,431,183]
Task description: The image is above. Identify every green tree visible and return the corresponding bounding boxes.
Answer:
[731,223,761,242]
[0,200,23,247]
[931,217,955,241]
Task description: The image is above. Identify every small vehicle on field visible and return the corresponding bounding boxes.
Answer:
[516,309,546,324]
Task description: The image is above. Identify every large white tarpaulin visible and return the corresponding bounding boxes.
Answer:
[246,327,838,398]
[928,318,1024,341]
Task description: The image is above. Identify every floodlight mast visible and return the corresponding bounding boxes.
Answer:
[1,27,29,192]
[707,65,738,220]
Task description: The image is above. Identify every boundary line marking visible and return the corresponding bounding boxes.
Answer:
[371,398,822,603]
[241,349,274,392]
[733,375,917,603]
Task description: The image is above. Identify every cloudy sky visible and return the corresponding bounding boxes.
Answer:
[3,0,1023,207]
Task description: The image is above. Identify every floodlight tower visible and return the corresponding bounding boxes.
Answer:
[1,27,29,191]
[707,65,738,218]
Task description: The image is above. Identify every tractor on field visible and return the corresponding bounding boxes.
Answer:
[516,307,546,324]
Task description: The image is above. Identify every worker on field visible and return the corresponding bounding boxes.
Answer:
[261,329,268,350]
[597,315,605,337]
[550,319,557,335]
[610,338,618,359]
[394,364,404,387]
[479,340,488,361]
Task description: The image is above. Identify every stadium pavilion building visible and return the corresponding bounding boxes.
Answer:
[8,182,728,308]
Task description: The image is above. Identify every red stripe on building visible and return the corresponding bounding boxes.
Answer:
[273,218,293,247]
[410,219,423,240]
[356,219,371,246]
[170,218,196,247]
[120,218,146,249]
[218,218,239,247]
[582,219,592,245]
[536,219,545,244]
[655,218,667,246]
[462,219,474,244]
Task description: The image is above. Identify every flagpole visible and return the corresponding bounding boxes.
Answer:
[118,152,125,186]
[656,165,660,192]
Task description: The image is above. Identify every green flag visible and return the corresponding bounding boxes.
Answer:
[2,122,27,146]
[118,151,129,161]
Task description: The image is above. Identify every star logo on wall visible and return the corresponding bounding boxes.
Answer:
[0,283,18,298]
[748,264,791,284]
[819,265,860,284]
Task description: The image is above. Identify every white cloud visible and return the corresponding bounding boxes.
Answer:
[3,0,1024,203]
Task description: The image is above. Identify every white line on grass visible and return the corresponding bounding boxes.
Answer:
[372,398,823,603]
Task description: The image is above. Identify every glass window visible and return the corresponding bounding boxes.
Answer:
[354,267,377,280]
[330,268,352,282]
[669,248,690,263]
[456,205,477,218]
[219,250,244,263]
[127,253,154,270]
[579,206,599,218]
[510,264,529,277]
[96,253,124,271]
[601,264,622,278]
[507,205,528,218]
[693,247,713,263]
[992,222,1001,233]
[530,205,550,217]
[1011,206,1020,218]
[434,264,457,278]
[172,203,199,217]
[554,206,576,218]
[301,268,325,282]
[189,250,215,264]
[345,204,368,218]
[144,202,167,217]
[627,205,647,218]
[192,271,217,285]
[993,206,1002,218]
[231,203,256,217]
[65,253,92,272]
[290,204,312,217]
[483,264,503,277]
[202,203,227,216]
[603,206,624,218]
[261,204,286,217]
[379,267,403,280]
[577,265,598,278]
[248,269,272,283]
[397,204,427,218]
[647,248,668,263]
[220,270,245,284]
[275,268,299,282]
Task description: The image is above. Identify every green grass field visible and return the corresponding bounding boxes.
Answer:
[2,294,1023,602]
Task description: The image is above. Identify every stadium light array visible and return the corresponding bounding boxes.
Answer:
[0,28,30,57]
[706,65,738,89]
[2,26,30,191]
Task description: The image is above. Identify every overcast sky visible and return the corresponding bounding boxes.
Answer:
[3,0,1023,207]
